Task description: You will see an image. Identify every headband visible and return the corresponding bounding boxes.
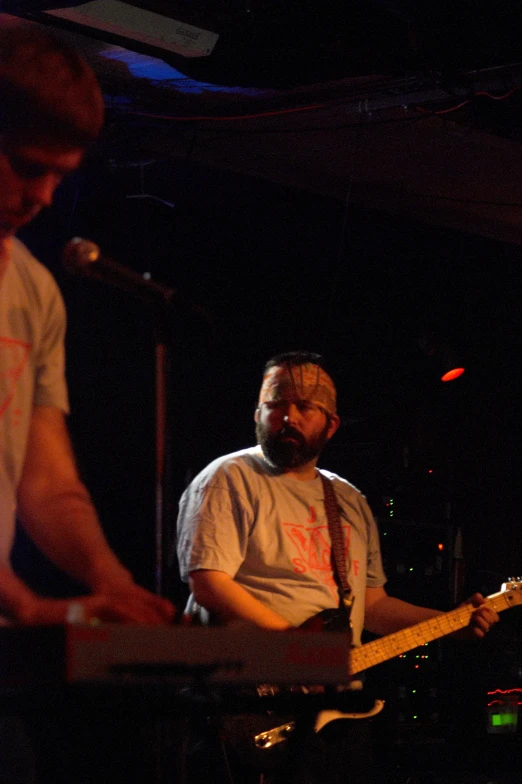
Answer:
[258,362,337,416]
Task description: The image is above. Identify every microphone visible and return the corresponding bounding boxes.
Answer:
[63,237,176,305]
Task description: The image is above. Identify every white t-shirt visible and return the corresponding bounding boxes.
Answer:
[177,446,386,646]
[0,239,69,563]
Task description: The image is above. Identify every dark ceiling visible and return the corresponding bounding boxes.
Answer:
[5,0,522,87]
[4,3,522,246]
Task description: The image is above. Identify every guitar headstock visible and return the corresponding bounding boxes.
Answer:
[501,578,522,606]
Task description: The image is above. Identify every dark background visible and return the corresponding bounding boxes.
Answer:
[12,155,521,781]
[14,156,520,603]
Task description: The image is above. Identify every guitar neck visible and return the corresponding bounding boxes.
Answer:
[351,589,515,676]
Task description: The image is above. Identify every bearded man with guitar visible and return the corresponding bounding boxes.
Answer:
[177,350,501,783]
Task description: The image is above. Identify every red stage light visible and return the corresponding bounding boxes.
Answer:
[441,367,465,382]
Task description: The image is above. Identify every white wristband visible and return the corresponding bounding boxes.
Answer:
[66,601,86,624]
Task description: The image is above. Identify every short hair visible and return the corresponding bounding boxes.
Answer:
[0,22,104,148]
[264,351,332,378]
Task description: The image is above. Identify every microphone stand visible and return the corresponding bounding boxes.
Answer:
[154,336,168,597]
[63,239,209,598]
[150,293,182,599]
[148,288,210,599]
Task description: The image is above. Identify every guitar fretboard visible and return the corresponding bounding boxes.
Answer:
[351,588,518,675]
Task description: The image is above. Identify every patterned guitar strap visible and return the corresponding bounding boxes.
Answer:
[319,473,354,626]
[317,474,384,731]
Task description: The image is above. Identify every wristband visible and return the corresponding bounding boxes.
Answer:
[66,601,86,624]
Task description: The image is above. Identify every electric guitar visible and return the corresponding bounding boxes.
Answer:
[350,579,522,677]
[247,580,522,752]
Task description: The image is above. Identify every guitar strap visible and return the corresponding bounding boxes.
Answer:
[319,473,354,621]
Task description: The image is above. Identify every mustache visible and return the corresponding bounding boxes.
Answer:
[276,425,305,444]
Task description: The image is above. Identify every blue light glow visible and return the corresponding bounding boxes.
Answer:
[100,46,265,97]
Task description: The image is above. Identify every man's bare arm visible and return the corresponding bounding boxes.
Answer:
[11,405,174,624]
[364,585,499,639]
[17,406,133,588]
[189,569,291,630]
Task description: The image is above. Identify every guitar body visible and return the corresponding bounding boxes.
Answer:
[219,607,374,773]
[300,606,353,635]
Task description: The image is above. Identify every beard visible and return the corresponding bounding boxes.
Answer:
[256,419,330,471]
